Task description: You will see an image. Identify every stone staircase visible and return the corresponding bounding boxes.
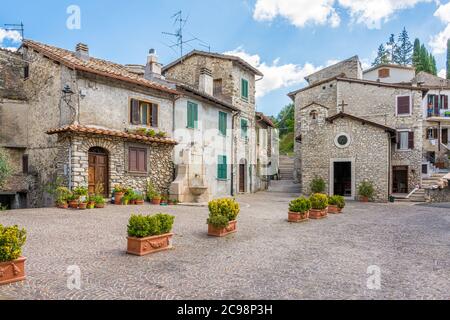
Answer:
[268,156,301,194]
[407,189,426,203]
[422,173,448,189]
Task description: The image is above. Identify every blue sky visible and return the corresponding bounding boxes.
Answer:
[1,0,450,117]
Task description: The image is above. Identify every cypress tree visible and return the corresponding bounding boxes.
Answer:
[412,38,422,73]
[430,54,437,76]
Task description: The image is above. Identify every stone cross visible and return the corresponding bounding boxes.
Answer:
[338,100,348,113]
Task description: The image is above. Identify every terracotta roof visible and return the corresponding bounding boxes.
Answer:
[326,112,396,134]
[162,50,264,77]
[256,112,275,127]
[22,40,178,95]
[46,125,178,145]
[363,63,415,74]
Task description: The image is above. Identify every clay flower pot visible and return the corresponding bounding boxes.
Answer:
[0,257,26,285]
[328,205,340,214]
[309,208,328,219]
[360,196,369,203]
[95,203,105,209]
[57,202,69,209]
[127,233,173,256]
[288,211,309,222]
[135,200,145,205]
[87,202,96,209]
[78,202,88,210]
[152,198,161,205]
[114,192,124,205]
[69,200,78,209]
[208,220,237,237]
[130,200,137,205]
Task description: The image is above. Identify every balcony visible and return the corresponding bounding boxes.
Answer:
[427,109,450,121]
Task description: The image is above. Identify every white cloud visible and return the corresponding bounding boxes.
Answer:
[339,0,432,29]
[438,68,447,78]
[430,2,450,54]
[0,47,18,52]
[224,47,320,98]
[253,0,341,28]
[0,29,22,43]
[253,0,432,29]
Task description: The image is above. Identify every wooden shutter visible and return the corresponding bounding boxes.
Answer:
[213,79,222,97]
[408,131,414,149]
[218,155,227,179]
[129,148,137,171]
[137,149,147,172]
[187,102,198,128]
[22,154,29,174]
[443,95,449,110]
[151,104,158,127]
[219,112,227,135]
[241,79,248,99]
[130,99,140,124]
[397,96,410,115]
[443,129,449,144]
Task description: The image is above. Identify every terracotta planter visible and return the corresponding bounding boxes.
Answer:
[69,201,78,209]
[57,202,69,209]
[135,200,145,205]
[208,220,237,237]
[328,205,340,214]
[288,211,309,222]
[87,202,96,209]
[127,233,173,256]
[0,257,26,285]
[114,192,124,205]
[78,203,87,210]
[360,196,369,203]
[130,200,137,205]
[152,199,161,205]
[309,208,328,219]
[337,207,343,213]
[95,203,105,209]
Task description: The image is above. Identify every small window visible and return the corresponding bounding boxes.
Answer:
[22,154,29,174]
[128,147,147,173]
[24,65,29,79]
[241,118,248,139]
[130,99,158,127]
[396,96,411,115]
[440,95,449,110]
[241,78,249,100]
[426,128,438,140]
[213,79,222,97]
[334,133,351,148]
[217,155,227,180]
[187,101,198,129]
[397,131,414,150]
[218,111,227,136]
[378,68,390,78]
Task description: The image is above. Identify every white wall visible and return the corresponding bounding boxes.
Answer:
[363,67,415,84]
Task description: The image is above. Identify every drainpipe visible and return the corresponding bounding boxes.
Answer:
[68,137,73,190]
[231,110,240,196]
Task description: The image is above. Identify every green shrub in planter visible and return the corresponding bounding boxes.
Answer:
[310,193,329,210]
[0,225,27,262]
[93,195,105,205]
[328,195,345,209]
[289,197,311,213]
[127,214,175,238]
[310,176,326,194]
[207,198,240,228]
[358,181,375,200]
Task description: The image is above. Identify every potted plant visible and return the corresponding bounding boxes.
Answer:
[160,195,168,206]
[146,129,156,137]
[0,225,27,285]
[310,176,326,194]
[55,187,71,209]
[328,195,345,214]
[288,197,311,222]
[87,197,96,209]
[122,195,130,206]
[67,194,79,209]
[113,185,126,205]
[169,199,179,206]
[73,186,88,199]
[309,193,329,219]
[94,195,106,208]
[151,194,162,205]
[135,194,145,205]
[127,213,175,256]
[78,199,88,210]
[207,198,240,237]
[156,131,167,138]
[358,181,375,202]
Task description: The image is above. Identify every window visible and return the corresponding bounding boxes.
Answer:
[130,99,158,127]
[378,68,390,78]
[396,96,411,115]
[218,111,227,136]
[443,128,449,144]
[310,110,318,120]
[217,155,227,180]
[397,131,414,150]
[440,95,449,110]
[24,65,29,79]
[128,147,147,172]
[22,154,28,174]
[241,78,249,100]
[426,128,438,140]
[187,101,198,129]
[334,133,351,148]
[213,79,222,97]
[241,118,248,139]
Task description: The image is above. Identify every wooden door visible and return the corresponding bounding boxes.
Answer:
[239,164,246,193]
[88,149,108,196]
[393,166,408,194]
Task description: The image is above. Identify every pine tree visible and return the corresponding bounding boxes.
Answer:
[394,27,413,65]
[447,39,450,79]
[386,34,397,63]
[372,44,389,66]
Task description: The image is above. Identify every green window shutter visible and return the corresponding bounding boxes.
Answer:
[187,102,198,128]
[219,111,227,136]
[241,79,249,99]
[218,155,227,180]
[241,119,248,138]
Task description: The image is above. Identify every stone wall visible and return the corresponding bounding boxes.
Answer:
[425,187,450,202]
[305,56,362,85]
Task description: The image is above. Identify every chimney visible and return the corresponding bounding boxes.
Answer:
[144,48,162,80]
[199,67,213,96]
[75,43,89,61]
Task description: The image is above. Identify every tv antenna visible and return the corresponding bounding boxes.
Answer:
[162,11,210,59]
[3,22,24,40]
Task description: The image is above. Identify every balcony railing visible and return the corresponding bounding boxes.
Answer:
[427,109,450,118]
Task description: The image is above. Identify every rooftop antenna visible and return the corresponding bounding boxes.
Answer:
[3,22,24,40]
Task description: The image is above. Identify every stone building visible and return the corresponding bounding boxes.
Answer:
[163,50,265,195]
[289,57,450,202]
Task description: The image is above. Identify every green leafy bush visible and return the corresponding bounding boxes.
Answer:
[207,198,240,228]
[310,193,329,210]
[73,186,88,198]
[0,225,27,262]
[289,197,311,213]
[146,182,160,200]
[328,195,345,209]
[127,213,175,238]
[0,148,11,188]
[358,181,375,199]
[310,176,326,194]
[93,195,105,205]
[56,187,72,203]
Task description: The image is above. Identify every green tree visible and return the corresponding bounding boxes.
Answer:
[394,27,413,65]
[275,103,294,137]
[386,33,398,63]
[0,148,11,188]
[412,38,422,70]
[372,44,390,66]
[430,54,437,76]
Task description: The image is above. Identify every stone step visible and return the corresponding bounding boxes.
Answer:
[268,180,301,193]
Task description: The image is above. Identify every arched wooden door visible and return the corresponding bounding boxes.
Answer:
[88,147,109,196]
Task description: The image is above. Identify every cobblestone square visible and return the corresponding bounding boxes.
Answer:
[0,192,449,300]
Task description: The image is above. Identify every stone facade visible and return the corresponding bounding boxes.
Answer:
[305,56,362,85]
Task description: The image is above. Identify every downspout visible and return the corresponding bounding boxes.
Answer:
[388,132,392,199]
[231,110,240,196]
[68,136,73,190]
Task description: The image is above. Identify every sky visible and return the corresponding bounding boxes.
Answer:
[1,0,450,117]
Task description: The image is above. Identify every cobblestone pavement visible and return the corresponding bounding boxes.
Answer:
[0,192,449,300]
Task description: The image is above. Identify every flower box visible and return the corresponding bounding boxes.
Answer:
[309,208,328,219]
[127,233,173,256]
[208,220,237,237]
[328,205,340,214]
[0,257,26,286]
[288,211,309,222]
